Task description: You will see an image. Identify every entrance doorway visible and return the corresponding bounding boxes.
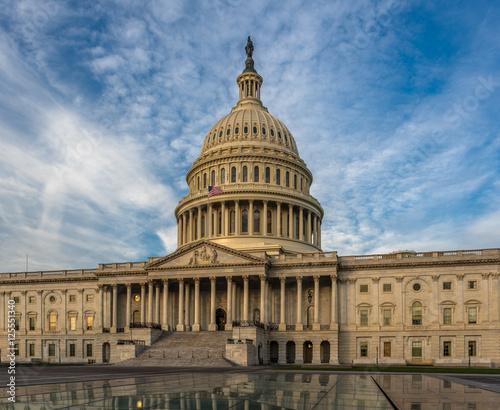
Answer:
[303,341,313,363]
[270,341,279,363]
[286,341,295,364]
[216,308,226,330]
[320,341,330,363]
[102,342,110,363]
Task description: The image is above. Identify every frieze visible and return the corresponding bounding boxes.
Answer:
[188,246,219,265]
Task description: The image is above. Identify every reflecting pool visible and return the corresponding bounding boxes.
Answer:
[5,371,500,409]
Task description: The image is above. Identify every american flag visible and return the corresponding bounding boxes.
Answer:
[208,186,223,198]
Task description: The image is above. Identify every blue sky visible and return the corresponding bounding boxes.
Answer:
[0,0,499,272]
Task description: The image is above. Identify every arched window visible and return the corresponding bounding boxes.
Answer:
[201,215,205,238]
[295,215,300,239]
[300,177,303,191]
[412,302,422,325]
[243,166,248,182]
[276,169,281,185]
[230,211,235,234]
[254,166,259,182]
[193,215,198,239]
[253,308,260,322]
[203,173,207,188]
[132,310,141,324]
[231,166,236,183]
[220,168,225,184]
[286,171,290,187]
[267,210,272,234]
[197,176,200,190]
[265,167,270,183]
[254,210,260,233]
[49,311,57,331]
[218,211,222,235]
[242,210,248,233]
[294,174,297,189]
[211,170,215,186]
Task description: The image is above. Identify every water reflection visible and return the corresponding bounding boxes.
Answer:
[6,372,500,409]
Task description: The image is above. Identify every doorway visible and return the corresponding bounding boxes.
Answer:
[102,342,110,363]
[303,341,313,363]
[216,308,226,330]
[270,341,279,363]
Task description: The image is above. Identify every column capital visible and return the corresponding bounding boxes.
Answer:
[235,199,239,204]
[126,283,132,289]
[263,199,268,204]
[178,278,184,283]
[432,275,439,282]
[209,276,216,283]
[492,273,500,279]
[348,278,356,285]
[259,274,266,281]
[372,277,380,284]
[193,277,200,283]
[482,272,491,279]
[37,290,43,295]
[331,274,338,282]
[296,276,303,282]
[162,278,169,285]
[280,276,286,284]
[456,274,464,280]
[226,276,232,283]
[148,279,155,284]
[140,282,147,287]
[313,275,320,281]
[276,201,282,206]
[396,276,404,283]
[242,275,249,280]
[21,290,27,295]
[60,290,66,295]
[78,288,85,293]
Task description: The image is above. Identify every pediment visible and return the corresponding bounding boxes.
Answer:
[147,240,267,270]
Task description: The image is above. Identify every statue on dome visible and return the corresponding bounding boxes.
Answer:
[245,36,254,58]
[244,36,256,73]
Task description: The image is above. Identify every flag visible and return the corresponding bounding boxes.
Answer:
[208,186,223,198]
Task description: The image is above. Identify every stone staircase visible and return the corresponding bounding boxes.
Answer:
[115,331,236,367]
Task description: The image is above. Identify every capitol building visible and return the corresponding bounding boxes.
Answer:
[1,39,499,368]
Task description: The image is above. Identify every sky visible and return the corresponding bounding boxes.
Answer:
[0,0,499,272]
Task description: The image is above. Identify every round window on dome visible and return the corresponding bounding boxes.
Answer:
[278,132,282,140]
[262,127,266,135]
[235,127,239,134]
[244,126,248,134]
[284,133,288,142]
[226,128,230,136]
[212,133,215,140]
[270,129,275,137]
[219,131,223,138]
[253,126,257,134]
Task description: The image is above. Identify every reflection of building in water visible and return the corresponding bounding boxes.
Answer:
[1,38,499,367]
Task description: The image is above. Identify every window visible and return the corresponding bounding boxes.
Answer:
[359,284,368,293]
[231,166,236,183]
[29,296,36,304]
[48,344,56,357]
[14,343,19,356]
[286,171,290,187]
[360,310,368,326]
[29,343,35,357]
[443,341,451,357]
[468,280,477,290]
[14,318,19,331]
[360,342,368,357]
[242,166,248,182]
[86,294,93,303]
[13,296,20,303]
[262,127,266,135]
[203,173,207,188]
[253,126,257,134]
[254,166,259,182]
[412,341,422,357]
[383,283,392,292]
[86,316,93,331]
[276,169,280,185]
[229,211,235,234]
[70,316,76,331]
[29,317,36,331]
[69,295,76,303]
[413,283,421,292]
[383,342,391,357]
[254,210,260,233]
[412,302,422,325]
[241,210,248,233]
[211,170,215,186]
[267,210,272,234]
[468,341,477,357]
[86,344,93,357]
[244,125,248,134]
[383,309,392,326]
[201,215,205,237]
[220,168,225,184]
[265,167,270,183]
[69,344,76,357]
[49,311,57,331]
[468,307,477,324]
[443,308,452,325]
[443,281,452,290]
[294,174,297,189]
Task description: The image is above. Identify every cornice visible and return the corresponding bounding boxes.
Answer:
[0,277,98,285]
[148,261,268,272]
[94,271,147,277]
[339,258,500,271]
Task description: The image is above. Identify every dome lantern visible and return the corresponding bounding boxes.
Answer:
[236,36,264,107]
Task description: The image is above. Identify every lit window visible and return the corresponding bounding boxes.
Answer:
[443,308,452,325]
[468,307,477,324]
[211,170,215,186]
[443,341,451,357]
[468,280,477,290]
[412,341,422,357]
[360,310,368,326]
[70,317,76,331]
[383,342,391,357]
[231,167,236,183]
[86,316,93,331]
[29,296,36,304]
[86,294,93,303]
[412,302,422,325]
[359,284,368,293]
[383,309,392,326]
[468,341,477,357]
[443,281,452,290]
[360,342,368,357]
[383,284,392,292]
[276,169,280,185]
[229,211,235,234]
[254,210,260,233]
[267,210,272,234]
[69,295,76,303]
[220,168,225,184]
[49,311,57,331]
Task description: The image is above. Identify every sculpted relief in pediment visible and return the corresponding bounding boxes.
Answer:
[188,246,218,265]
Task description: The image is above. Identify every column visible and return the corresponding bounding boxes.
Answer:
[318,217,322,248]
[249,199,254,235]
[155,283,161,324]
[330,275,338,329]
[307,210,312,243]
[373,277,380,327]
[296,276,303,330]
[182,213,187,245]
[263,200,268,236]
[299,207,304,241]
[312,214,317,246]
[39,290,44,331]
[188,209,193,242]
[313,276,320,330]
[483,273,491,323]
[126,284,131,330]
[260,275,266,324]
[184,281,190,330]
[347,279,356,328]
[0,292,4,332]
[432,275,439,325]
[209,277,217,331]
[61,290,67,335]
[147,281,154,323]
[177,279,185,331]
[288,204,293,239]
[276,202,281,237]
[177,217,181,246]
[243,275,249,321]
[193,278,200,331]
[111,284,118,332]
[162,279,169,330]
[197,206,202,240]
[226,276,233,330]
[232,281,237,322]
[492,274,500,323]
[97,285,104,331]
[279,277,286,331]
[235,200,240,235]
[456,274,464,325]
[79,289,85,332]
[221,201,226,236]
[208,203,213,239]
[140,283,146,323]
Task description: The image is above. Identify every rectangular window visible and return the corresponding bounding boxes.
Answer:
[383,309,392,326]
[29,343,35,357]
[48,344,56,357]
[360,342,368,357]
[86,294,93,303]
[86,344,93,357]
[443,308,452,325]
[360,310,368,326]
[69,344,76,357]
[29,296,36,304]
[412,341,422,357]
[13,296,20,303]
[383,283,392,292]
[69,295,76,303]
[359,284,368,293]
[70,317,76,331]
[468,307,477,324]
[14,343,19,356]
[443,341,452,357]
[14,318,19,331]
[443,282,452,290]
[468,341,477,357]
[468,280,477,290]
[29,317,36,331]
[86,316,93,331]
[383,342,392,357]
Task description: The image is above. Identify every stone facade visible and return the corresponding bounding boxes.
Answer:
[1,40,499,367]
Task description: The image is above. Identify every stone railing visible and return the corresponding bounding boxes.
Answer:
[98,261,147,271]
[271,251,337,263]
[130,322,162,330]
[0,269,98,280]
[232,320,265,329]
